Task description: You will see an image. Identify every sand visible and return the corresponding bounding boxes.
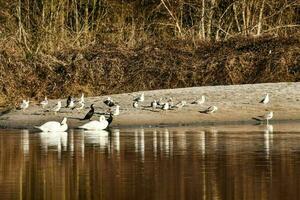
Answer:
[1,82,300,130]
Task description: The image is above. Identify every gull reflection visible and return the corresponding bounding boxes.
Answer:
[134,130,139,153]
[153,130,157,158]
[112,129,120,154]
[134,129,145,161]
[21,130,29,157]
[264,125,273,159]
[39,131,68,157]
[176,131,186,155]
[197,131,206,155]
[140,129,145,161]
[208,128,218,151]
[69,130,74,154]
[164,129,171,155]
[84,130,110,150]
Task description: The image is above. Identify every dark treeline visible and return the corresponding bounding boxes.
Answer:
[0,0,299,54]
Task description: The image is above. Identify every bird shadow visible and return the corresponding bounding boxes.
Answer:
[94,111,109,115]
[141,108,160,112]
[68,117,83,120]
[199,111,209,114]
[252,117,261,121]
[0,108,12,116]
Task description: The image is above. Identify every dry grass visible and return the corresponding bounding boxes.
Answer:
[0,35,299,106]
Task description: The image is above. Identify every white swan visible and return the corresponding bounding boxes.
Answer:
[35,117,68,132]
[78,115,109,130]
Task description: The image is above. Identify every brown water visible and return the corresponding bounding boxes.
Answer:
[0,126,300,200]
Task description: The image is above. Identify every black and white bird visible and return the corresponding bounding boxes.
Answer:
[81,104,94,120]
[133,101,138,108]
[107,112,113,125]
[255,111,273,124]
[40,96,48,108]
[20,99,29,111]
[260,93,269,104]
[50,101,61,114]
[201,106,218,114]
[191,95,205,105]
[157,98,163,106]
[79,93,85,104]
[151,100,157,110]
[66,96,75,108]
[174,100,187,109]
[134,93,144,102]
[113,105,120,116]
[162,102,169,111]
[73,101,85,111]
[103,97,115,107]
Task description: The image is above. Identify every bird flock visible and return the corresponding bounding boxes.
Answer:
[18,92,273,132]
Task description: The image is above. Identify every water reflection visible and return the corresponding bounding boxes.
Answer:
[21,130,29,157]
[2,125,300,199]
[39,131,68,155]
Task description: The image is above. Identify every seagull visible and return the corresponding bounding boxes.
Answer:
[73,101,85,111]
[20,99,29,111]
[133,101,138,108]
[260,93,269,104]
[40,96,48,108]
[168,97,174,108]
[34,117,68,132]
[151,100,157,110]
[79,93,85,104]
[162,102,169,111]
[191,95,205,104]
[103,97,115,107]
[81,104,94,120]
[255,111,273,124]
[113,105,120,116]
[66,96,75,109]
[157,98,163,106]
[174,100,187,109]
[78,115,109,130]
[51,101,62,114]
[134,93,144,102]
[201,106,218,114]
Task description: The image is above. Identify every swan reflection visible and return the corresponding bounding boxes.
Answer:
[84,130,110,150]
[39,131,68,155]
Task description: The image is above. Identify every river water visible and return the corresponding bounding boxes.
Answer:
[0,125,300,199]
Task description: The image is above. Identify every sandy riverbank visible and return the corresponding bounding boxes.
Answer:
[1,82,300,130]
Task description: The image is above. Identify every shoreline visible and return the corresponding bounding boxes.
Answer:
[1,82,300,130]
